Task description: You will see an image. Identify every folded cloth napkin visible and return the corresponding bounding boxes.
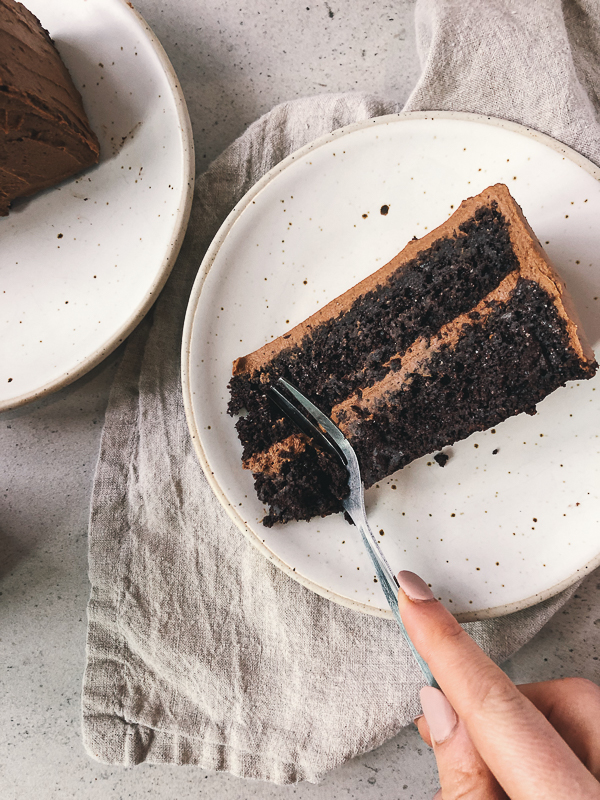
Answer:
[83,0,600,783]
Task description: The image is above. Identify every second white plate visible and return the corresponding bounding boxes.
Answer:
[183,112,600,621]
[1,0,194,411]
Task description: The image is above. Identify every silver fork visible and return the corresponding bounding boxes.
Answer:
[269,377,438,688]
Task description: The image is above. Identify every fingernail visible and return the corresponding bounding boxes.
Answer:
[413,713,424,725]
[397,570,435,601]
[433,790,443,799]
[420,687,458,744]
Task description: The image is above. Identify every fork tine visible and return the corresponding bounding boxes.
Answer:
[277,377,350,457]
[268,385,346,465]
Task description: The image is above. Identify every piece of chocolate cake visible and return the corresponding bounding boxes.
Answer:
[228,184,597,526]
[0,0,100,216]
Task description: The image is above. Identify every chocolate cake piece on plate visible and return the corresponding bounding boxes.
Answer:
[0,0,100,215]
[228,184,597,526]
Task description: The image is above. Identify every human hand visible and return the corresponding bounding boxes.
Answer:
[396,570,600,799]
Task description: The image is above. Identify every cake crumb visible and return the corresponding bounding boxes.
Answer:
[434,452,449,467]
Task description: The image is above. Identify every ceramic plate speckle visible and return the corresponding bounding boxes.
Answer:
[0,0,194,411]
[182,112,600,621]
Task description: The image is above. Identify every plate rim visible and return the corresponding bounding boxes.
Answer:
[2,0,195,412]
[181,109,600,622]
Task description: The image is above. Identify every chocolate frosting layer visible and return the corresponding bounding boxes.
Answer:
[0,0,100,215]
[332,272,520,429]
[243,433,310,474]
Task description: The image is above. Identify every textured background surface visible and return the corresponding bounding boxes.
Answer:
[1,0,599,798]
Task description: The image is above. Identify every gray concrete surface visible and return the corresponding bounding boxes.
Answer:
[1,1,599,798]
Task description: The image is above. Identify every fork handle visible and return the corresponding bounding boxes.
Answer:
[355,519,439,689]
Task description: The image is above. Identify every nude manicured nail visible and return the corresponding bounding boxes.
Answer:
[396,570,435,601]
[420,687,458,744]
[432,790,443,800]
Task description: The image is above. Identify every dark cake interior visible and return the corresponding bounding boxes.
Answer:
[228,184,597,526]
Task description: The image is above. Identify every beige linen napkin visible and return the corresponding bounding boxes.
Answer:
[83,0,600,783]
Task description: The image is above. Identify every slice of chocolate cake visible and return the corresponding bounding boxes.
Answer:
[228,184,597,526]
[0,0,100,216]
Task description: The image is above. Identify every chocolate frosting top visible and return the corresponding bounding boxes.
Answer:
[0,0,100,215]
[232,184,594,376]
[236,184,597,475]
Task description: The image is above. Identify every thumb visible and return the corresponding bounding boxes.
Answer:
[419,686,507,800]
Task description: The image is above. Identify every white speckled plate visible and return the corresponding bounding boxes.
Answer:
[182,112,600,621]
[0,0,194,411]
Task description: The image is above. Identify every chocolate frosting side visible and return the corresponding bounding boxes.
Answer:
[232,184,595,377]
[488,184,595,364]
[0,0,100,215]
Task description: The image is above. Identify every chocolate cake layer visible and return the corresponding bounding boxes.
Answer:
[229,184,597,526]
[0,0,100,216]
[253,436,349,527]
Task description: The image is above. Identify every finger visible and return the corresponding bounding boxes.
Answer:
[397,571,600,800]
[415,714,432,747]
[518,678,600,778]
[420,686,507,800]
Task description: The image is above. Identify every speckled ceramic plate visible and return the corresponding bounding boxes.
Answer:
[182,112,600,621]
[0,0,194,411]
